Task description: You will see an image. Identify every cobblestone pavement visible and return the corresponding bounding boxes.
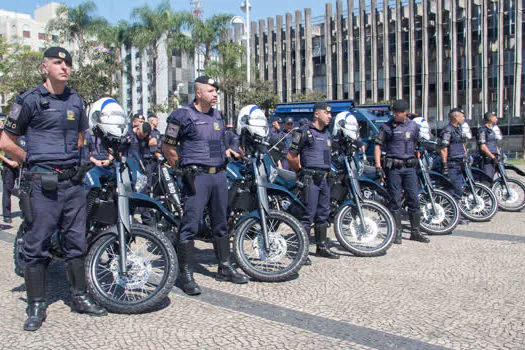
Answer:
[1,181,525,349]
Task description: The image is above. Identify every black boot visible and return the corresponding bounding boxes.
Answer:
[392,210,403,244]
[23,264,47,331]
[66,258,108,316]
[409,212,430,243]
[315,224,339,259]
[177,241,201,295]
[215,237,249,284]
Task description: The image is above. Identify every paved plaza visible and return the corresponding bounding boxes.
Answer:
[0,184,524,349]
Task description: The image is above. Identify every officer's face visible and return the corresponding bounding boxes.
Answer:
[272,121,280,130]
[133,118,144,127]
[43,58,71,82]
[454,112,465,125]
[316,110,332,127]
[488,114,498,125]
[196,84,218,107]
[393,110,407,123]
[149,118,158,128]
[284,122,294,131]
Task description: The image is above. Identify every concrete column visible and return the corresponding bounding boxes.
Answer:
[335,1,344,99]
[481,0,489,113]
[497,0,505,120]
[383,0,390,102]
[141,48,149,114]
[276,15,284,101]
[304,8,313,93]
[285,13,293,101]
[450,1,457,108]
[295,10,303,95]
[156,34,169,107]
[465,0,473,119]
[347,0,355,100]
[259,19,266,81]
[513,0,523,120]
[267,18,275,84]
[358,0,366,104]
[371,0,378,102]
[395,0,403,100]
[408,0,416,112]
[120,44,128,113]
[436,0,444,120]
[251,21,257,83]
[325,3,333,100]
[131,46,138,114]
[421,0,429,117]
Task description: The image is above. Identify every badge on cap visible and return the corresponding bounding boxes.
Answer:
[58,51,66,59]
[326,106,332,112]
[209,79,216,85]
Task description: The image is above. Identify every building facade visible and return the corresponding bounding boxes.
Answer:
[232,0,524,126]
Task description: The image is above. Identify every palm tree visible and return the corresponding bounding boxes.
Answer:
[190,14,234,69]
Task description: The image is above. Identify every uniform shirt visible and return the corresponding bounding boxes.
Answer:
[88,132,111,161]
[375,118,419,160]
[4,84,88,168]
[224,129,240,153]
[164,103,226,167]
[439,123,466,161]
[289,123,332,170]
[477,125,498,155]
[123,127,150,162]
[149,128,162,155]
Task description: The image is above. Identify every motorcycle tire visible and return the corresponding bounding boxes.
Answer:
[492,178,525,212]
[419,189,460,235]
[232,210,308,282]
[459,183,498,222]
[86,224,178,314]
[13,222,26,278]
[334,200,395,257]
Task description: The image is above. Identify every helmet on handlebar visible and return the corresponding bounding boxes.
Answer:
[332,112,359,140]
[236,104,269,140]
[89,97,129,138]
[413,117,431,141]
[461,120,472,140]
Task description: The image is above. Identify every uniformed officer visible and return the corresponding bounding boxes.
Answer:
[287,101,339,261]
[0,47,107,331]
[88,131,113,167]
[162,76,248,295]
[147,113,161,157]
[477,111,500,179]
[374,100,429,244]
[279,117,296,170]
[299,117,310,127]
[0,115,22,223]
[269,116,282,138]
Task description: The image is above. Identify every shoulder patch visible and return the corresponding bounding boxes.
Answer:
[8,103,22,121]
[292,131,302,143]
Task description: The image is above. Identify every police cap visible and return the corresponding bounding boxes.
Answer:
[392,100,409,112]
[147,114,158,119]
[299,118,309,126]
[483,111,496,121]
[43,46,73,66]
[133,114,145,121]
[284,117,294,124]
[195,75,219,90]
[271,116,283,123]
[313,102,332,112]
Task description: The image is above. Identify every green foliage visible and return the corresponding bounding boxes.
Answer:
[291,90,327,102]
[238,80,280,115]
[190,14,233,66]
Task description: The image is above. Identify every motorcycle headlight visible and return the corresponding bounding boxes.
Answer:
[268,165,278,183]
[135,173,148,193]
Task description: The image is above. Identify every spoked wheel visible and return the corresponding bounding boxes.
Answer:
[492,178,525,212]
[233,210,308,282]
[334,200,395,257]
[419,189,460,235]
[86,224,178,314]
[459,183,498,222]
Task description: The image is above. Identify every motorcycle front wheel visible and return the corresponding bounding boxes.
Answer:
[459,183,498,222]
[334,200,395,257]
[233,210,308,282]
[86,224,178,314]
[419,189,460,235]
[492,178,525,212]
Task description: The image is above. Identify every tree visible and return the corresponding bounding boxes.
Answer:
[238,80,280,116]
[291,90,327,102]
[190,14,233,67]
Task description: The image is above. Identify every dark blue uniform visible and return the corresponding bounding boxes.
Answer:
[4,84,88,264]
[224,129,240,154]
[477,125,499,179]
[280,129,293,170]
[440,123,467,198]
[88,132,111,161]
[375,118,420,213]
[164,104,227,242]
[1,136,26,221]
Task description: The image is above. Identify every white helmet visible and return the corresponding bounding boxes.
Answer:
[89,97,128,138]
[413,117,431,141]
[461,120,472,140]
[236,104,268,139]
[492,125,503,141]
[332,112,359,140]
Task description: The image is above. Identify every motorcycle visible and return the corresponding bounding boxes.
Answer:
[14,138,179,314]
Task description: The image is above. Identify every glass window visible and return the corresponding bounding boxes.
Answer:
[23,31,30,38]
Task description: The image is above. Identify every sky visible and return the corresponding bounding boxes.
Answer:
[1,0,335,25]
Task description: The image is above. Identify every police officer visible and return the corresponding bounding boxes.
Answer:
[269,116,282,138]
[0,115,23,223]
[374,100,429,244]
[299,117,310,128]
[287,101,339,261]
[88,130,113,167]
[162,76,248,295]
[477,111,500,179]
[279,117,296,170]
[0,47,107,331]
[147,113,161,157]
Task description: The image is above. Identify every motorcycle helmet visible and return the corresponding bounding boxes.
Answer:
[461,120,472,140]
[492,125,503,141]
[332,112,359,140]
[236,104,269,139]
[413,117,431,141]
[89,97,128,138]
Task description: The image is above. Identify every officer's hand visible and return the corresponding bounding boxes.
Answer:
[376,167,386,180]
[441,162,449,176]
[9,160,19,168]
[101,160,111,166]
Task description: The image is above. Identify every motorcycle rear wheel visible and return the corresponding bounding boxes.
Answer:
[419,189,460,235]
[492,178,525,212]
[459,183,498,222]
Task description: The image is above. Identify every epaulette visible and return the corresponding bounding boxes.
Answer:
[15,87,40,104]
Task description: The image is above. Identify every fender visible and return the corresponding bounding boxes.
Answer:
[235,210,260,227]
[471,166,494,185]
[266,184,307,210]
[429,170,456,189]
[336,199,356,212]
[130,192,178,225]
[358,177,389,199]
[504,163,525,177]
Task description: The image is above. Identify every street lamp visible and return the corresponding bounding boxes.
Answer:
[240,0,251,84]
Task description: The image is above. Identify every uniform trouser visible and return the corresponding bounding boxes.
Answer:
[386,167,420,213]
[300,177,330,234]
[280,159,290,170]
[482,160,496,180]
[179,171,228,241]
[2,166,17,218]
[24,178,87,265]
[137,159,155,226]
[448,162,465,199]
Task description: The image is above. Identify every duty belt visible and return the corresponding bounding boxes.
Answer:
[185,164,226,175]
[385,157,417,169]
[302,168,329,179]
[29,165,78,181]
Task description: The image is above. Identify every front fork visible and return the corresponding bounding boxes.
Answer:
[464,166,481,206]
[497,163,511,198]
